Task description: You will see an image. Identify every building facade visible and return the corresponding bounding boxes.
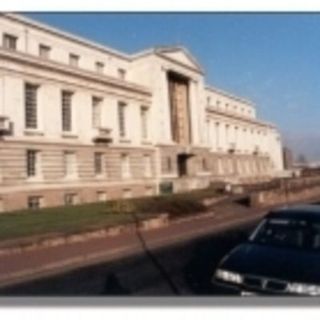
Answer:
[0,13,284,212]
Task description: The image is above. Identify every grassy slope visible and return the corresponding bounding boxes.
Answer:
[0,188,219,241]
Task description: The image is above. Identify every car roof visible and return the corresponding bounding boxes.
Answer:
[266,205,320,222]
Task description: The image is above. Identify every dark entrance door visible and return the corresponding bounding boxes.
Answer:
[177,154,188,177]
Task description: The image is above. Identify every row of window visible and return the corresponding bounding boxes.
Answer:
[2,33,127,80]
[26,150,153,180]
[24,83,150,140]
[207,96,253,117]
[206,119,269,151]
[26,185,154,210]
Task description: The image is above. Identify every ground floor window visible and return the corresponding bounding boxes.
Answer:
[97,191,107,202]
[145,187,153,196]
[202,158,208,171]
[123,189,132,199]
[64,193,78,206]
[28,196,43,209]
[166,156,172,173]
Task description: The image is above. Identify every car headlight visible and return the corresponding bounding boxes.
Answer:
[287,283,320,296]
[215,269,243,284]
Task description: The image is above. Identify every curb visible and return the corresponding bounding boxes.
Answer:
[0,213,170,257]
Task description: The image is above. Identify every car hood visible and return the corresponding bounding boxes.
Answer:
[220,242,320,284]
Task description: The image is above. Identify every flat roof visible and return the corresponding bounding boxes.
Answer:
[205,85,254,107]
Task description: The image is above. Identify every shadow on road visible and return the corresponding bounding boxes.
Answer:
[0,219,257,296]
[183,224,254,295]
[101,273,131,295]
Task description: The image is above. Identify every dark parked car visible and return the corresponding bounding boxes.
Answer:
[213,205,320,296]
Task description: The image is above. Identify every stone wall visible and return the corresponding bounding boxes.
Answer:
[251,176,320,207]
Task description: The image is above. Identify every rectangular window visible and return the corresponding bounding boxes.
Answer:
[140,106,148,140]
[166,157,172,173]
[202,158,208,171]
[62,91,72,132]
[145,187,153,197]
[27,196,43,209]
[39,44,51,59]
[144,155,152,178]
[69,53,79,67]
[95,61,104,73]
[25,83,38,129]
[94,152,104,176]
[3,33,17,50]
[92,97,102,128]
[118,102,126,138]
[121,154,130,179]
[63,151,77,178]
[0,198,3,213]
[64,193,78,206]
[123,189,132,199]
[97,191,107,202]
[26,150,40,178]
[118,68,126,80]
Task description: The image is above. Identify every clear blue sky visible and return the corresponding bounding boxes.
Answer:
[26,13,320,161]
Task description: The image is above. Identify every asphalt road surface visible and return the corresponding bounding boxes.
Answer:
[0,220,259,296]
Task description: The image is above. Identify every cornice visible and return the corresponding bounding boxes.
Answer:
[0,48,152,97]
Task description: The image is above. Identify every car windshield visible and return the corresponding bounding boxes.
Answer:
[250,218,320,251]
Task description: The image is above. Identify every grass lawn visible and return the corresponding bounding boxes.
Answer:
[0,187,221,242]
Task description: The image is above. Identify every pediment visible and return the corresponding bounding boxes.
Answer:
[155,47,203,73]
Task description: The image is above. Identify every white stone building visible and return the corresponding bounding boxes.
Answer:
[0,13,283,212]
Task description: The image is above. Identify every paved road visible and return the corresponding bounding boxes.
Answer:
[0,220,259,296]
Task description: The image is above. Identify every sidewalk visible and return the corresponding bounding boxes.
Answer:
[0,206,265,289]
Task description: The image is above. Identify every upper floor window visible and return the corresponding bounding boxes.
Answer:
[62,91,73,132]
[25,83,38,129]
[95,61,104,74]
[207,97,211,105]
[140,106,149,140]
[118,102,127,138]
[26,149,41,178]
[118,68,126,80]
[216,100,220,109]
[92,97,102,128]
[39,44,51,59]
[3,33,17,50]
[69,53,79,67]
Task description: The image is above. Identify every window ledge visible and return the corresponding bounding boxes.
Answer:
[95,174,107,180]
[141,140,152,145]
[26,176,44,183]
[119,138,131,143]
[24,129,44,136]
[197,171,212,176]
[63,175,79,181]
[61,132,78,139]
